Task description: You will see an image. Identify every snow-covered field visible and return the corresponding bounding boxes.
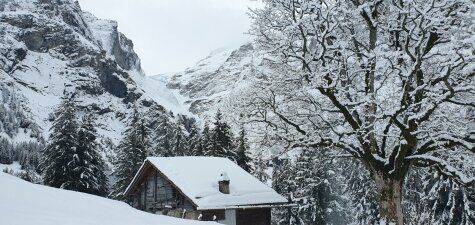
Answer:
[0,172,217,225]
[0,162,23,173]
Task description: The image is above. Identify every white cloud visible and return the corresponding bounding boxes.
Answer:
[77,0,261,75]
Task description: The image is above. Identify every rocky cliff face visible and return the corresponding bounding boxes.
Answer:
[84,11,142,73]
[0,0,188,147]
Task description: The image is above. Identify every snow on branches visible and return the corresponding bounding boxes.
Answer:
[240,0,474,224]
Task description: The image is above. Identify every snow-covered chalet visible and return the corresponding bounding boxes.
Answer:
[124,157,289,225]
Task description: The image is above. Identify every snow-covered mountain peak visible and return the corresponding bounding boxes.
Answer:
[0,0,191,147]
[156,43,263,121]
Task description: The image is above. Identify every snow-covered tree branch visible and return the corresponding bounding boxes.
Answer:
[241,0,475,224]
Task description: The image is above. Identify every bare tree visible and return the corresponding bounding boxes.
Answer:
[244,0,474,224]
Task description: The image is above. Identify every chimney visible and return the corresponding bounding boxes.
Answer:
[218,172,230,194]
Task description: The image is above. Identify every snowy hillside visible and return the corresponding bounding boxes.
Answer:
[155,43,266,121]
[0,0,189,147]
[0,172,217,225]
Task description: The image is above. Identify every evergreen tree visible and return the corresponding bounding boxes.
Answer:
[17,168,42,184]
[293,149,349,225]
[0,138,13,164]
[16,141,43,172]
[0,83,42,140]
[272,157,298,225]
[404,168,475,225]
[272,150,350,225]
[209,110,235,160]
[422,175,474,225]
[153,114,175,157]
[75,114,108,196]
[235,126,252,172]
[171,116,187,156]
[294,149,325,225]
[42,93,79,189]
[111,107,148,199]
[173,130,184,156]
[137,113,150,155]
[199,122,212,156]
[342,159,379,224]
[194,139,205,156]
[253,151,270,183]
[188,123,200,156]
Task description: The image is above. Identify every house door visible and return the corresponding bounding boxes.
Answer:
[236,208,271,225]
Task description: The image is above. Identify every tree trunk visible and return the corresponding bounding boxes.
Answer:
[374,172,404,225]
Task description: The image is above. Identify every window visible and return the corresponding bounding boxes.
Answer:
[201,210,225,221]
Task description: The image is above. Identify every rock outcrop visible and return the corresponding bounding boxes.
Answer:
[0,0,188,148]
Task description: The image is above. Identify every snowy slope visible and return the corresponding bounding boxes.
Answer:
[0,172,217,225]
[0,0,190,148]
[153,43,265,121]
[83,10,191,117]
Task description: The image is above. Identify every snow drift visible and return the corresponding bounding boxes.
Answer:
[0,172,217,225]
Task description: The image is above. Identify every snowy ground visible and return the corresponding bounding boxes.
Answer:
[0,172,217,225]
[0,162,23,173]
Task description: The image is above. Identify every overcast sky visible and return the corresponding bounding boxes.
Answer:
[77,0,261,75]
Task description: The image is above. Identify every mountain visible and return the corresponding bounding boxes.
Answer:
[156,43,265,122]
[0,172,217,225]
[0,0,189,149]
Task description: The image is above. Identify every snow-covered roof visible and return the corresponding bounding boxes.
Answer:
[126,157,288,210]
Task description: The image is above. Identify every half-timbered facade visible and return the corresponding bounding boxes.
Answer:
[124,157,288,225]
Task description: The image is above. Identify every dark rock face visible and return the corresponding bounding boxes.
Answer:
[83,12,142,73]
[141,99,154,108]
[1,0,138,100]
[112,32,141,71]
[76,81,104,96]
[188,98,213,115]
[0,45,27,73]
[0,14,35,29]
[96,60,128,98]
[124,91,142,104]
[13,48,26,61]
[5,15,94,59]
[37,0,93,39]
[21,30,46,52]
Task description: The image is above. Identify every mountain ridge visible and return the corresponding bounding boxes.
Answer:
[0,0,190,149]
[153,43,263,122]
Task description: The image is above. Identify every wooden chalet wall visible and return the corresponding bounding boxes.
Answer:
[128,163,274,225]
[131,167,195,213]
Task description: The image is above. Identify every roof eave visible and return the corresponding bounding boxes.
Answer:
[124,158,200,209]
[196,202,296,210]
[123,159,150,196]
